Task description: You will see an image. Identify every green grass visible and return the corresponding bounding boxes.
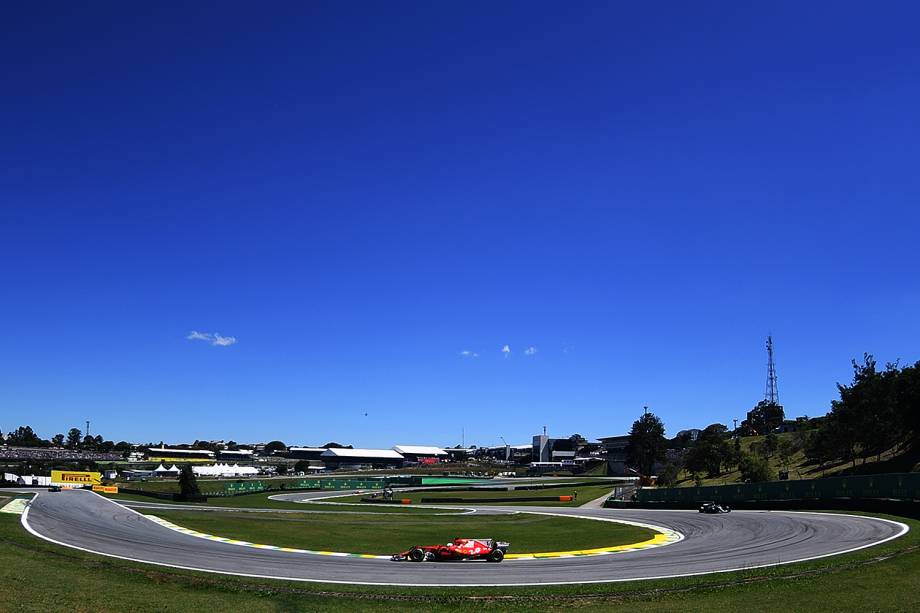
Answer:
[2,509,919,611]
[147,509,653,554]
[331,482,616,506]
[100,490,461,514]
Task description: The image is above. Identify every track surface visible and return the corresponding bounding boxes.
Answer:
[22,489,907,586]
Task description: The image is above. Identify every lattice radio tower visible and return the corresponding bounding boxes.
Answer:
[764,335,779,404]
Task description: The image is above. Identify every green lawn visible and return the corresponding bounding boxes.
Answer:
[148,509,653,554]
[2,511,919,612]
[330,482,616,506]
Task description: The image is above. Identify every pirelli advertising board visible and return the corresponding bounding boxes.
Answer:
[92,485,119,494]
[51,470,102,486]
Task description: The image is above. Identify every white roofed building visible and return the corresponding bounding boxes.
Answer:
[393,445,448,464]
[320,448,404,469]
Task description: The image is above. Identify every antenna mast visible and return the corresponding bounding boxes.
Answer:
[764,335,779,404]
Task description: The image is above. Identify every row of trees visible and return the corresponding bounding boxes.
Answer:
[2,425,131,454]
[803,356,920,468]
[627,412,780,485]
[625,353,919,486]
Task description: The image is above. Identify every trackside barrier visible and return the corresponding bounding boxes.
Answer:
[636,472,920,505]
[360,497,411,504]
[420,495,577,503]
[221,477,390,495]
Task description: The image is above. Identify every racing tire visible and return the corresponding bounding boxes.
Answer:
[408,548,426,562]
[488,548,505,563]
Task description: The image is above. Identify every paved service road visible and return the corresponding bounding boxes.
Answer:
[22,489,908,586]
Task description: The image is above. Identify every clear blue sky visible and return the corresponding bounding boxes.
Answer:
[2,2,918,448]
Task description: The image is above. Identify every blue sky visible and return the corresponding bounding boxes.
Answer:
[2,2,918,448]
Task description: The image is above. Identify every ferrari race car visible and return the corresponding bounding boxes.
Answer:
[699,502,731,514]
[391,538,510,562]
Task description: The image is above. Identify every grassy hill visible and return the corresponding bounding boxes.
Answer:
[673,432,920,487]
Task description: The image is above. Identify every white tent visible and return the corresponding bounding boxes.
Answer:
[168,464,181,473]
[192,463,259,478]
[153,463,170,473]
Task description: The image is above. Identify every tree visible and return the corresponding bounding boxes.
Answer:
[178,465,200,499]
[777,438,795,470]
[66,428,82,449]
[293,460,313,473]
[763,432,779,458]
[739,452,773,483]
[741,400,785,436]
[52,433,65,447]
[264,441,287,454]
[7,426,46,447]
[684,424,732,477]
[657,460,681,487]
[626,409,667,478]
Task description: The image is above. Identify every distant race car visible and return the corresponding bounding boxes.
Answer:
[391,538,510,562]
[699,502,731,514]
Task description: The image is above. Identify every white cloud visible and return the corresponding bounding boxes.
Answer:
[459,350,479,358]
[211,333,238,346]
[187,331,238,347]
[524,346,538,356]
[501,344,511,356]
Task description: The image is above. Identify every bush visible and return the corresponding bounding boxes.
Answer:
[739,452,773,483]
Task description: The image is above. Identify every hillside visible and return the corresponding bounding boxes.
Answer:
[673,432,920,487]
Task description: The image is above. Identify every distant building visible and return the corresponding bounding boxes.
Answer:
[285,447,328,461]
[319,448,404,469]
[676,429,702,442]
[392,445,447,464]
[597,435,630,476]
[444,447,476,462]
[532,434,576,463]
[145,447,214,462]
[218,448,254,462]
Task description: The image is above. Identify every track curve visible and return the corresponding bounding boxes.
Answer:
[22,489,908,586]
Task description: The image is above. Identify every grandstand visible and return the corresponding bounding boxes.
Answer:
[0,446,122,462]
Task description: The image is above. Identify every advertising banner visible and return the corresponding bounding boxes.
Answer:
[91,485,119,493]
[51,470,102,486]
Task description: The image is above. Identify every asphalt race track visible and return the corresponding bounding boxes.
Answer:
[21,489,908,586]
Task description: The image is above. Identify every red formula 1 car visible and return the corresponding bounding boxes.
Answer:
[390,538,510,562]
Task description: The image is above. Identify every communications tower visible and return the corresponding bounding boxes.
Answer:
[764,335,779,404]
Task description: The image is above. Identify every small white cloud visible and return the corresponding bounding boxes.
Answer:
[524,346,538,356]
[211,333,238,347]
[459,350,479,358]
[501,344,511,356]
[187,331,238,347]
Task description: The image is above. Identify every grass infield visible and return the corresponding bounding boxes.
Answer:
[147,509,654,554]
